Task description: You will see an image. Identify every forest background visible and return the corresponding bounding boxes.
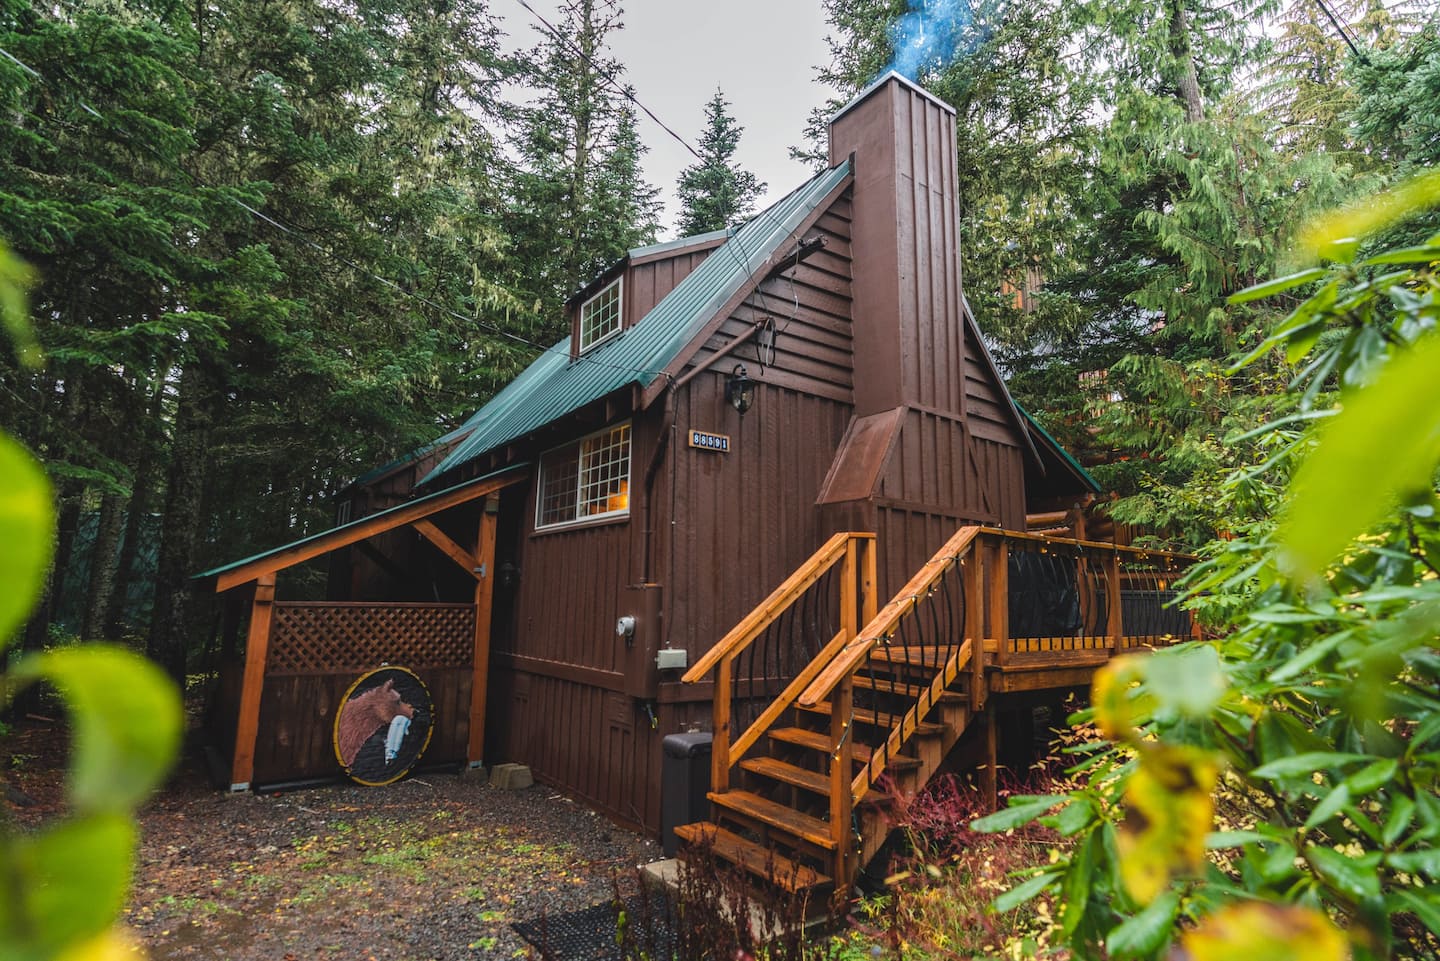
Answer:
[1,0,1437,686]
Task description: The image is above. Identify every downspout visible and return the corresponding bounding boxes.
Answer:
[641,379,676,584]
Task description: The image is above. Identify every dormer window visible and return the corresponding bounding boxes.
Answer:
[578,278,623,353]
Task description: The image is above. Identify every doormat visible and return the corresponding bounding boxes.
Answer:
[512,897,676,960]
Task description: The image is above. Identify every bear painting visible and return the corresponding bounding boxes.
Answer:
[336,678,415,768]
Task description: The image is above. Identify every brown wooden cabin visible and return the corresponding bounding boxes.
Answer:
[199,73,1193,896]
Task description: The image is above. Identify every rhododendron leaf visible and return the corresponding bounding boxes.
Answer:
[10,647,181,813]
[0,434,52,649]
[1116,745,1218,903]
[1182,903,1347,961]
[0,815,135,961]
[1106,890,1180,959]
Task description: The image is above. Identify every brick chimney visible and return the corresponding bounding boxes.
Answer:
[828,72,968,419]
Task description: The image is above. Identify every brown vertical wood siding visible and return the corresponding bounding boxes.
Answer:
[830,80,966,420]
[487,192,857,832]
[623,248,716,326]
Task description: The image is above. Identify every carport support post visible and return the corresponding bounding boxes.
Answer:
[467,496,499,768]
[231,573,276,791]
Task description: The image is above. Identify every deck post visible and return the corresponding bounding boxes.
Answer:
[467,495,499,768]
[830,538,859,890]
[964,547,985,712]
[830,673,855,891]
[860,534,878,625]
[1105,549,1123,654]
[712,655,732,794]
[979,707,998,810]
[230,573,276,791]
[987,538,1008,670]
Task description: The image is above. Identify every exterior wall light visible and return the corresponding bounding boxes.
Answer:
[726,364,755,415]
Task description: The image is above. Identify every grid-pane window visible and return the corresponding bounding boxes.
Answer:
[536,423,631,529]
[579,279,622,352]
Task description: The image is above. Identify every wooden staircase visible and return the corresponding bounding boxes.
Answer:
[676,526,1196,905]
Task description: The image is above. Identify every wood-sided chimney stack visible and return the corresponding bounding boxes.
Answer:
[828,71,968,419]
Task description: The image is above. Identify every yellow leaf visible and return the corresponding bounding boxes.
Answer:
[1092,656,1151,742]
[1117,745,1220,903]
[1183,902,1349,961]
[55,928,146,961]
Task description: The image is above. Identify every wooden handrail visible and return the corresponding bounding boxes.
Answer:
[681,531,867,683]
[999,527,1199,563]
[798,526,986,707]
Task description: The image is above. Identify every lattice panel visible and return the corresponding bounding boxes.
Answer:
[267,603,475,675]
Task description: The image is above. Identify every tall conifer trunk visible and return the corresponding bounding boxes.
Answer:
[148,361,216,684]
[82,490,125,639]
[1167,0,1206,121]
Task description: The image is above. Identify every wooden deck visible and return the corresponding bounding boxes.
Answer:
[678,526,1196,900]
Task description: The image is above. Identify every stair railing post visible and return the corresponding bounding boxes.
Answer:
[965,544,985,712]
[830,538,859,890]
[988,537,1009,671]
[861,534,878,625]
[830,673,855,891]
[712,653,732,794]
[1105,549,1124,655]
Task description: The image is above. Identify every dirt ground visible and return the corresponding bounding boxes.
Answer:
[4,717,664,960]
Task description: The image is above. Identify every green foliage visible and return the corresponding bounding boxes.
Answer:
[0,433,52,645]
[675,89,765,235]
[2,245,181,960]
[974,175,1440,960]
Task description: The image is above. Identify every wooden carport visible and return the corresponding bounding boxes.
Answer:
[196,466,527,790]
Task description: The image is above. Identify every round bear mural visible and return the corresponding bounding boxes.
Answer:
[332,666,434,785]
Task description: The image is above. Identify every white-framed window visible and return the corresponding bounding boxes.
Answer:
[578,278,623,352]
[536,422,632,529]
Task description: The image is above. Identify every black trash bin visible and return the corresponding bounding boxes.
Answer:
[661,731,713,857]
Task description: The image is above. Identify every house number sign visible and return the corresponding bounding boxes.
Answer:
[687,429,731,453]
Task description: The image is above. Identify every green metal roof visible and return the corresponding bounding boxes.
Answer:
[1016,403,1102,493]
[422,160,852,486]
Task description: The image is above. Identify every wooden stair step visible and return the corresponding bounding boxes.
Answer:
[869,644,961,668]
[740,756,888,804]
[674,822,831,892]
[708,790,836,850]
[767,727,923,770]
[853,674,967,703]
[797,701,946,736]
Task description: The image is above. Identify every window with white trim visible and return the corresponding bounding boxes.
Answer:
[578,278,622,352]
[536,423,632,529]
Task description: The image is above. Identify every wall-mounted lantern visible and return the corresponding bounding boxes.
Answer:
[726,364,755,415]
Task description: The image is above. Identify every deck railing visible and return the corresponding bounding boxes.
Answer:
[799,529,1197,804]
[680,532,878,802]
[686,526,1195,890]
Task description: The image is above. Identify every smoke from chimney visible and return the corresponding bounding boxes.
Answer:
[887,0,1003,80]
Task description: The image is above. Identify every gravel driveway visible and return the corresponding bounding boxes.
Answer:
[6,718,663,961]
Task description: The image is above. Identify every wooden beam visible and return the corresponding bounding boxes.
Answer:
[213,468,526,592]
[230,573,275,790]
[413,519,481,578]
[467,497,500,767]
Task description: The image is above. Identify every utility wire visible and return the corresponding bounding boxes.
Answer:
[511,0,702,164]
[1313,0,1369,64]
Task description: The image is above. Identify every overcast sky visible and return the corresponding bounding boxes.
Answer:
[496,0,837,240]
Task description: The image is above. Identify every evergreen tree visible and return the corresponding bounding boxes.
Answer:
[0,0,524,678]
[675,89,765,236]
[506,0,660,340]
